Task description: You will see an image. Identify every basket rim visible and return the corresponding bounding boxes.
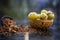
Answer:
[29,20,53,22]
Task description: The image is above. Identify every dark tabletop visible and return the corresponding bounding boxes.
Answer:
[0,25,60,40]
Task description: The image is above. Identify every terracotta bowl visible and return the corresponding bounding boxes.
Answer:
[29,20,53,29]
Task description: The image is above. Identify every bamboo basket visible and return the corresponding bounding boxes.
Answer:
[29,20,53,29]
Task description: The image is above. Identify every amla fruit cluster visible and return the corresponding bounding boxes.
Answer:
[28,9,54,20]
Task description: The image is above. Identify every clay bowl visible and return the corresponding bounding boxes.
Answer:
[28,20,53,29]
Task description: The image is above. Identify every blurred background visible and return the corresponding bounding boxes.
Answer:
[0,0,60,40]
[0,0,60,26]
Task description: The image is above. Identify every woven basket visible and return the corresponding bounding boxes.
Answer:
[29,20,53,29]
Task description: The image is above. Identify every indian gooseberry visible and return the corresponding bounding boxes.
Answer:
[28,12,38,20]
[47,11,54,20]
[41,9,48,14]
[39,13,48,20]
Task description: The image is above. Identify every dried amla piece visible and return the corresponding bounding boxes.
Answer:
[1,16,14,26]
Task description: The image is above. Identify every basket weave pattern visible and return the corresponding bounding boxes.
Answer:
[29,20,53,29]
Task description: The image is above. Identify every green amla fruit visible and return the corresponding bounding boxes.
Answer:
[47,11,54,20]
[48,13,54,20]
[28,12,38,20]
[39,13,48,20]
[47,11,53,14]
[36,14,41,20]
[41,9,48,14]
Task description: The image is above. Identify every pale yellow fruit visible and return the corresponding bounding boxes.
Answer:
[47,11,53,15]
[39,13,48,20]
[28,12,38,20]
[47,11,54,20]
[48,13,54,20]
[41,9,48,14]
[37,14,41,20]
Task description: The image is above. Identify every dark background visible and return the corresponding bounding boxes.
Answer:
[0,0,60,40]
[0,0,60,26]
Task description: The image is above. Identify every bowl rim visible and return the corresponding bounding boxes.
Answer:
[28,20,53,22]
